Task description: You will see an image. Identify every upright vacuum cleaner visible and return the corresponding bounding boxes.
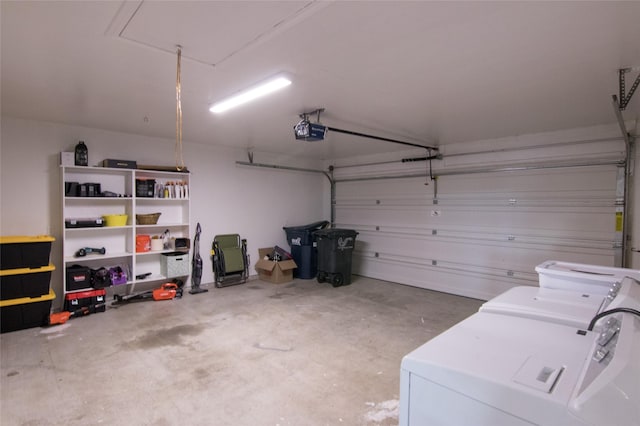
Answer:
[189,222,208,294]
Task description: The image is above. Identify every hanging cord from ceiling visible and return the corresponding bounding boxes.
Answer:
[175,45,185,171]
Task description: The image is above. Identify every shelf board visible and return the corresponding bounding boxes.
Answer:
[61,165,134,174]
[65,225,134,231]
[135,198,189,202]
[135,223,188,229]
[135,249,189,256]
[65,197,132,201]
[133,273,172,283]
[64,252,132,263]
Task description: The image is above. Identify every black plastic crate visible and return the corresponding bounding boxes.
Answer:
[0,236,54,270]
[1,289,55,333]
[0,265,54,300]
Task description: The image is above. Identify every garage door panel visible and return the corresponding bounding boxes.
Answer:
[336,161,620,300]
[337,205,614,234]
[436,167,618,193]
[354,232,613,271]
[353,256,530,301]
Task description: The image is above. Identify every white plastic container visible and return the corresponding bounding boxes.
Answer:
[535,260,640,295]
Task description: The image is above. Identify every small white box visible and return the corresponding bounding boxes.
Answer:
[161,251,189,278]
[60,152,75,166]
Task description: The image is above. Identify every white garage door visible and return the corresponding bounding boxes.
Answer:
[333,156,624,300]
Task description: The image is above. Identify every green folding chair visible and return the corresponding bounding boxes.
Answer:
[211,234,249,288]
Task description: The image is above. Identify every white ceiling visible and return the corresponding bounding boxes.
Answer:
[2,1,639,160]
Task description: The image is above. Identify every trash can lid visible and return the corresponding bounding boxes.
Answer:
[282,220,330,231]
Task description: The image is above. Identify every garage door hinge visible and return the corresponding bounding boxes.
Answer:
[507,270,515,277]
[509,198,517,205]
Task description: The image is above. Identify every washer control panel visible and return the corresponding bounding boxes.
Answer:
[600,281,622,311]
[579,316,621,393]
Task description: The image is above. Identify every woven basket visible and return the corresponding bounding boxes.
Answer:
[136,212,161,225]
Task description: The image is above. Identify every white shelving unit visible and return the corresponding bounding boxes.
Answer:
[61,165,190,297]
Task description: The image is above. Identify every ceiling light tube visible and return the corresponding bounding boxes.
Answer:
[209,76,292,113]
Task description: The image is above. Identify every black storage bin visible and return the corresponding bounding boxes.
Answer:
[0,265,54,301]
[314,229,358,287]
[0,236,54,270]
[283,221,329,279]
[1,289,55,333]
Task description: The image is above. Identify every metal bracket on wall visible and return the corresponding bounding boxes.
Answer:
[617,67,640,111]
[611,67,638,267]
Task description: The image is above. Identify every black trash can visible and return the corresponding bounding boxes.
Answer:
[314,228,358,287]
[283,220,330,279]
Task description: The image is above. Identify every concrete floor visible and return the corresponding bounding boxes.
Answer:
[1,276,482,426]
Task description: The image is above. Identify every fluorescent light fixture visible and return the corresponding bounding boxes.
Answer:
[209,76,292,113]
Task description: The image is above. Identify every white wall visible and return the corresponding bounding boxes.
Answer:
[1,117,327,308]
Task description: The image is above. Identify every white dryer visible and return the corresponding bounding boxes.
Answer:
[399,311,640,426]
[536,260,640,295]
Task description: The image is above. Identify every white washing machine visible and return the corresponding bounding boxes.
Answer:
[399,311,640,426]
[536,260,640,295]
[479,276,640,330]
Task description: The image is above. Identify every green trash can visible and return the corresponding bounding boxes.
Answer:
[313,229,358,287]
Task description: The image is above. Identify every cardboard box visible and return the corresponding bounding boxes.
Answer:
[255,247,297,284]
[60,152,75,166]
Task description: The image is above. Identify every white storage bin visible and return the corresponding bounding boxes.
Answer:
[161,251,189,278]
[535,260,640,295]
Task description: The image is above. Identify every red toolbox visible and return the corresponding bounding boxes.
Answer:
[64,289,106,314]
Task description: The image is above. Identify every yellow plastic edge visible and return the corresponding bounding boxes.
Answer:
[0,288,56,308]
[0,264,56,276]
[0,235,55,244]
